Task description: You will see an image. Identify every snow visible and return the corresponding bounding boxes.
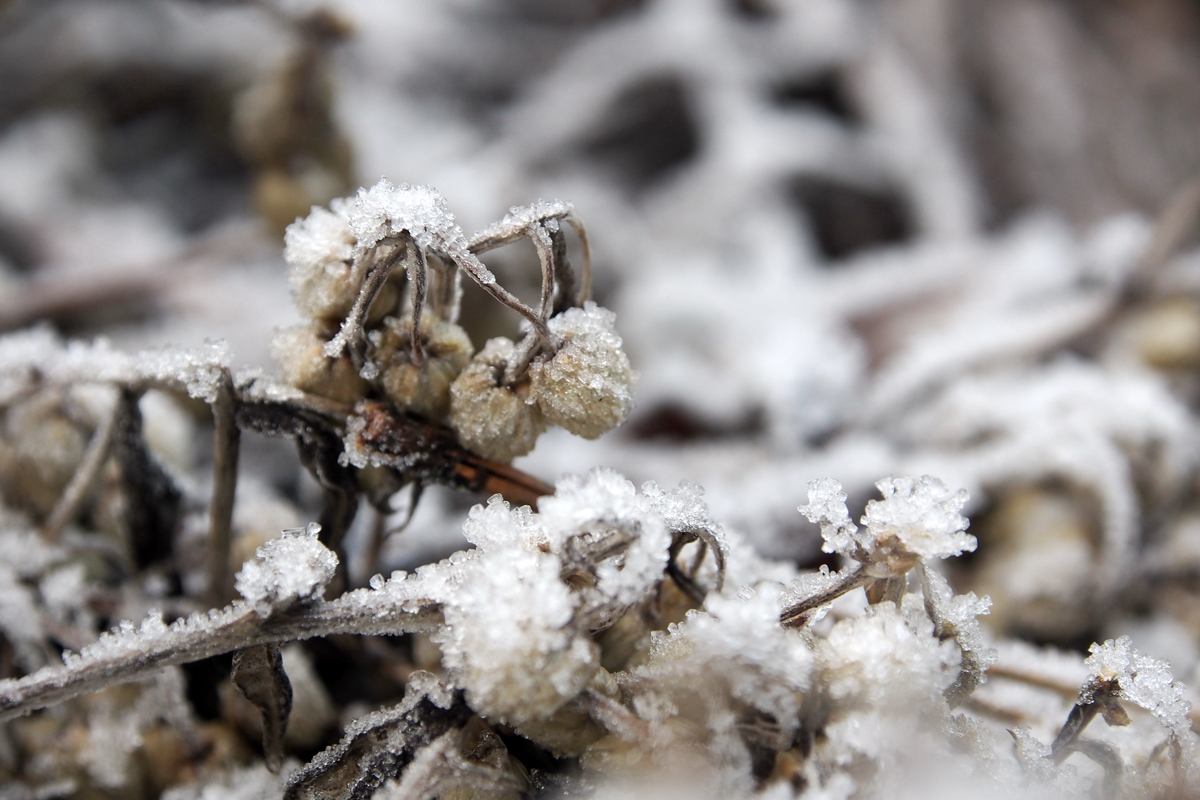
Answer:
[861,475,974,563]
[1084,636,1196,751]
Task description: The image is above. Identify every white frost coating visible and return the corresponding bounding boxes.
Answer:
[0,327,229,404]
[641,585,813,729]
[799,478,860,557]
[1084,636,1197,752]
[530,302,635,440]
[433,508,596,724]
[861,476,974,563]
[234,523,338,617]
[539,469,672,609]
[471,199,574,244]
[284,198,358,321]
[348,179,472,260]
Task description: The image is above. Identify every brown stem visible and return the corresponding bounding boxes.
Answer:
[207,372,241,607]
[42,393,120,541]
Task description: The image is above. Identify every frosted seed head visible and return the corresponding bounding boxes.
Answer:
[270,324,369,404]
[861,476,973,571]
[530,303,634,439]
[373,315,473,422]
[234,522,338,617]
[285,199,358,321]
[449,337,546,462]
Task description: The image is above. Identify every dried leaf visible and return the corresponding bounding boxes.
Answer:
[232,643,293,773]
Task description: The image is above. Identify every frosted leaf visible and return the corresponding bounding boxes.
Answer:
[234,523,338,617]
[284,198,358,321]
[799,478,860,557]
[530,302,635,439]
[860,476,974,571]
[1084,636,1196,750]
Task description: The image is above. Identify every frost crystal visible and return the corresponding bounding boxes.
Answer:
[861,476,974,565]
[348,180,471,258]
[799,478,860,557]
[1084,636,1196,748]
[234,523,338,617]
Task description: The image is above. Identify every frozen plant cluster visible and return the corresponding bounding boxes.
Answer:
[274,179,633,463]
[5,1,1200,798]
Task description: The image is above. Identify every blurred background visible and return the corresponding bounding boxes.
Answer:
[5,0,1200,665]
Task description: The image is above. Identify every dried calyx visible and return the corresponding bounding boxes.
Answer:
[274,182,634,462]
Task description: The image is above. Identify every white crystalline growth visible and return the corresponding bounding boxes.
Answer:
[284,198,358,321]
[0,327,230,405]
[234,523,338,617]
[861,476,974,563]
[799,478,861,558]
[471,199,574,244]
[347,180,471,259]
[434,500,597,724]
[638,585,813,730]
[538,468,672,610]
[1084,636,1197,752]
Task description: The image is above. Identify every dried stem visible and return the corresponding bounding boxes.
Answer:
[41,392,120,541]
[408,243,428,366]
[326,240,409,369]
[0,592,443,723]
[780,566,870,627]
[207,371,240,607]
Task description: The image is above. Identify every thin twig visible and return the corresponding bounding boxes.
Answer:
[42,392,120,541]
[0,592,443,723]
[408,243,428,366]
[207,371,241,607]
[780,566,870,627]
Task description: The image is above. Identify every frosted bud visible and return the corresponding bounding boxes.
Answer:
[0,390,89,517]
[285,200,357,321]
[270,324,369,404]
[235,522,338,617]
[530,303,634,439]
[372,315,473,422]
[284,199,399,324]
[449,337,546,462]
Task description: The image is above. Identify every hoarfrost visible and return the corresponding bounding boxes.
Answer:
[861,475,973,563]
[798,478,859,557]
[348,180,470,259]
[530,302,635,439]
[1084,636,1197,753]
[234,523,338,617]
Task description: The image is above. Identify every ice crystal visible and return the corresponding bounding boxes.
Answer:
[861,476,974,564]
[1084,636,1196,749]
[799,478,859,557]
[348,180,471,259]
[234,523,338,617]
